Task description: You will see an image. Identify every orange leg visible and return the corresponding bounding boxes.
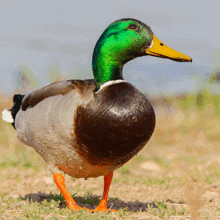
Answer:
[95,172,117,212]
[54,173,92,212]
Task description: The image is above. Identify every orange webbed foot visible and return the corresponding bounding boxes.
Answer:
[95,206,117,212]
[54,173,93,212]
[93,172,117,212]
[67,203,93,213]
[72,206,94,213]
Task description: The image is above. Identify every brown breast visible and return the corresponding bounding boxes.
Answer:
[74,82,155,167]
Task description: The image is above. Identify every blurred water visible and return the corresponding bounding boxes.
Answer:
[0,0,218,94]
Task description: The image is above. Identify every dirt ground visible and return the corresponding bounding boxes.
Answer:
[1,103,220,219]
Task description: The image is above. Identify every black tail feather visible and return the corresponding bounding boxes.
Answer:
[10,94,25,128]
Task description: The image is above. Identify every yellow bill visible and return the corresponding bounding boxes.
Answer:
[146,34,192,62]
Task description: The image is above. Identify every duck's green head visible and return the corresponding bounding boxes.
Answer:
[93,18,192,88]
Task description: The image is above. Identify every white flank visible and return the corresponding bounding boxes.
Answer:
[2,109,14,123]
[96,80,126,93]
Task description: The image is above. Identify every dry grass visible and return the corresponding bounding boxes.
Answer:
[0,93,220,219]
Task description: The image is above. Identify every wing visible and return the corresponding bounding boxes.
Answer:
[21,79,96,111]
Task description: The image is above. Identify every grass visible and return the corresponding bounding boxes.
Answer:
[1,87,220,219]
[146,200,187,219]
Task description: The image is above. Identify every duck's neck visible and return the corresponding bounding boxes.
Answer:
[92,53,124,89]
[92,31,131,90]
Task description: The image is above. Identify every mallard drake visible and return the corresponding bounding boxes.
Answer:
[2,18,192,212]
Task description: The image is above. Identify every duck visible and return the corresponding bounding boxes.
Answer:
[2,18,192,212]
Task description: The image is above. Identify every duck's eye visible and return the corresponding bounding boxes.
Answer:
[160,43,164,46]
[128,24,138,30]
